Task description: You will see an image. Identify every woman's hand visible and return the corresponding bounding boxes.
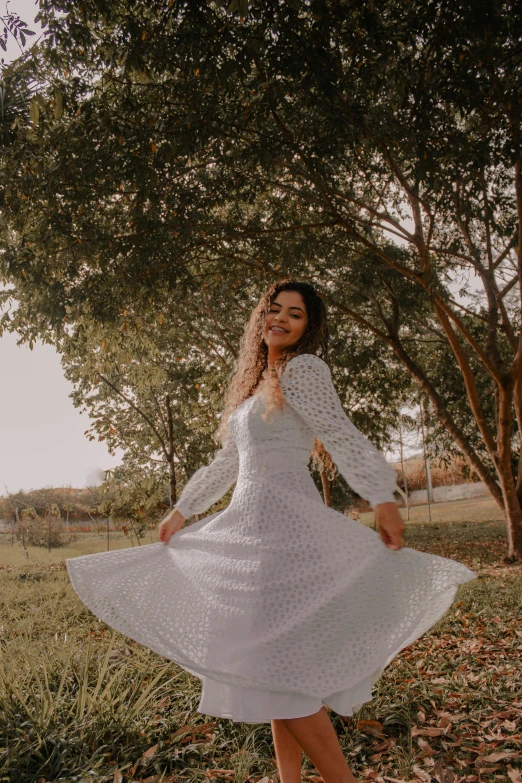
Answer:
[374,502,405,550]
[157,509,186,545]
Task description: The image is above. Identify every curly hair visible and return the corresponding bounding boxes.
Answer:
[215,279,336,479]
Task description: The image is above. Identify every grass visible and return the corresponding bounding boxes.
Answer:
[0,529,154,567]
[0,495,504,568]
[361,496,506,527]
[0,508,520,783]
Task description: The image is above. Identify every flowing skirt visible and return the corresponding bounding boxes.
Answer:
[66,476,477,723]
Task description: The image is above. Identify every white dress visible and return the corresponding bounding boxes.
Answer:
[66,353,477,724]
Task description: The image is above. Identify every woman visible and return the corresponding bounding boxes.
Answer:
[67,280,476,783]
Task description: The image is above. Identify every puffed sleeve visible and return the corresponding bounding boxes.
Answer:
[281,354,399,508]
[173,436,239,518]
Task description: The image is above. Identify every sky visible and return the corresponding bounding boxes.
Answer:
[0,2,483,493]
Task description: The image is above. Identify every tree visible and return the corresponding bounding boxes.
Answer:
[59,306,233,508]
[96,466,167,541]
[1,0,520,558]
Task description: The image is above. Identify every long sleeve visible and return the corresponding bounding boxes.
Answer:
[281,353,399,508]
[173,437,240,518]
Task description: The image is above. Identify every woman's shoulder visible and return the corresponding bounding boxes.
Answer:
[282,352,331,378]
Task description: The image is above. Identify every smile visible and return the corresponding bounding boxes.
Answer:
[270,326,289,333]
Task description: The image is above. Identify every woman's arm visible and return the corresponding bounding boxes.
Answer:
[170,436,240,519]
[281,353,399,508]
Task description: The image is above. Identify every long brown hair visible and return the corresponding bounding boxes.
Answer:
[215,279,335,477]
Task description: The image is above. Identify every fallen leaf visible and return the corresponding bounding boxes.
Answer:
[417,738,434,756]
[113,771,123,783]
[357,719,386,738]
[411,726,446,738]
[412,764,431,782]
[141,743,159,762]
[432,759,455,783]
[475,751,521,765]
[507,765,522,783]
[375,739,396,752]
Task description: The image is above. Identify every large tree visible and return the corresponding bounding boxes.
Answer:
[1,0,521,558]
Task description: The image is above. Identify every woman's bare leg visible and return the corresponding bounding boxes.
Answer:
[271,718,303,783]
[280,706,357,783]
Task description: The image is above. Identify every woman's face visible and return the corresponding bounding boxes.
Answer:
[263,290,309,353]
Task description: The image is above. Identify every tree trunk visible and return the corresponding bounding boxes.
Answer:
[498,479,522,562]
[165,393,177,508]
[398,421,410,521]
[168,457,177,509]
[496,381,522,561]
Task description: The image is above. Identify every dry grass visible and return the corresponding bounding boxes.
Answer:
[0,529,155,567]
[0,508,520,783]
[361,496,505,528]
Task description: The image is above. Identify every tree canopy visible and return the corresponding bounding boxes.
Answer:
[1,0,521,557]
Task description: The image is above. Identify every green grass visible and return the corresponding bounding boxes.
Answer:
[362,495,506,527]
[0,514,520,783]
[0,529,153,567]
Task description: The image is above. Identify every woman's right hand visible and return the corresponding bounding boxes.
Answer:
[157,509,186,545]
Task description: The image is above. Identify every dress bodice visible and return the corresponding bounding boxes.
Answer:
[173,353,399,519]
[229,392,315,480]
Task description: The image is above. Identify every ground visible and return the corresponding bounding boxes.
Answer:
[0,498,520,783]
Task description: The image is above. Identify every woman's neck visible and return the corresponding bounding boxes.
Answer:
[267,346,284,368]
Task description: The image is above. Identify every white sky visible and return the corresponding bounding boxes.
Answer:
[0,1,489,493]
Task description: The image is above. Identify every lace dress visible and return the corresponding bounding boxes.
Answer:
[66,353,477,724]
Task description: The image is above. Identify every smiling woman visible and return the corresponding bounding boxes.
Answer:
[66,279,476,783]
[264,290,309,349]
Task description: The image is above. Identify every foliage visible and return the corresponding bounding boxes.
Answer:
[14,504,79,549]
[96,466,169,539]
[0,486,104,521]
[1,0,521,555]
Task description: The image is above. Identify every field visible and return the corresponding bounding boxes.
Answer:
[0,499,521,783]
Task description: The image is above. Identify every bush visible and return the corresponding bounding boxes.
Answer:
[14,517,79,548]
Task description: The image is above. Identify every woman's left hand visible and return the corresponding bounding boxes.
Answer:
[374,502,405,550]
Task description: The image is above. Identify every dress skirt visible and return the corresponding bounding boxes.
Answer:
[66,492,477,725]
[197,669,382,724]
